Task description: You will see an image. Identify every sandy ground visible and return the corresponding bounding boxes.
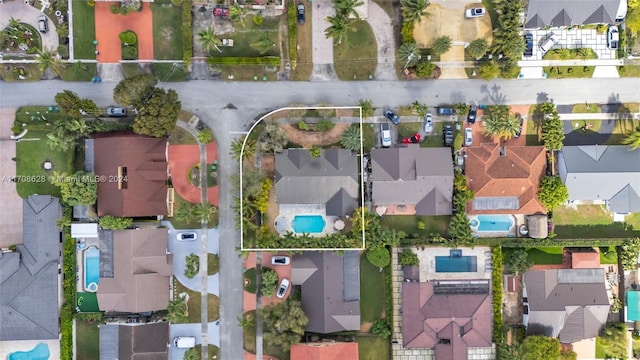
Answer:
[281,123,350,148]
[439,46,469,79]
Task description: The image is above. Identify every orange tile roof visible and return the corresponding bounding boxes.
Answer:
[290,342,359,360]
[571,251,601,269]
[466,143,547,214]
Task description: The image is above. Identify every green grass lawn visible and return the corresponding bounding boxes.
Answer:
[76,320,100,360]
[243,310,257,353]
[619,65,640,77]
[527,247,563,265]
[333,20,377,81]
[0,63,43,81]
[151,3,183,60]
[244,268,257,293]
[382,215,450,237]
[362,123,375,152]
[15,130,75,198]
[397,122,421,139]
[357,335,390,360]
[218,65,279,81]
[209,15,280,58]
[544,66,594,78]
[600,246,618,264]
[596,323,628,359]
[60,63,97,81]
[154,63,189,82]
[174,278,220,323]
[72,0,97,60]
[190,345,220,360]
[360,253,385,323]
[554,205,616,225]
[168,126,198,145]
[208,253,219,275]
[553,205,640,238]
[170,194,201,229]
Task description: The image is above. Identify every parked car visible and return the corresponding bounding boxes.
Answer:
[271,256,290,265]
[465,7,485,18]
[514,113,523,138]
[539,34,559,53]
[106,107,127,117]
[467,105,477,124]
[607,25,619,50]
[523,33,533,57]
[297,3,305,24]
[383,108,400,125]
[380,123,392,147]
[276,278,290,298]
[443,125,454,146]
[177,232,197,241]
[464,128,473,147]
[173,337,196,348]
[424,113,433,134]
[402,133,421,144]
[38,15,48,33]
[437,107,455,116]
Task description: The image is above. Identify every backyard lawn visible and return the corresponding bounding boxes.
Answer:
[357,335,390,360]
[553,204,640,239]
[173,278,220,323]
[333,21,377,81]
[72,0,97,60]
[527,247,563,265]
[151,3,183,60]
[76,320,100,360]
[360,254,386,324]
[382,215,450,237]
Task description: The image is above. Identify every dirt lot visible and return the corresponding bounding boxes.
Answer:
[281,123,350,148]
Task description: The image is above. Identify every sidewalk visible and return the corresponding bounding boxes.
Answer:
[556,112,640,120]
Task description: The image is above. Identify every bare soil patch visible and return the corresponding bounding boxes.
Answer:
[413,4,493,49]
[281,123,350,148]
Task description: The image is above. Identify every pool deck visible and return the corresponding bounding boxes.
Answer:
[468,214,522,238]
[412,246,493,282]
[75,236,100,294]
[275,204,340,237]
[0,340,60,360]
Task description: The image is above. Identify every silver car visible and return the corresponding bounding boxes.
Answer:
[424,113,433,134]
[464,128,473,147]
[380,123,392,147]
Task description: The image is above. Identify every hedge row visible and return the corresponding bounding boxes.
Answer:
[60,206,75,360]
[287,0,297,69]
[401,236,626,248]
[491,246,504,344]
[207,56,280,66]
[182,0,193,67]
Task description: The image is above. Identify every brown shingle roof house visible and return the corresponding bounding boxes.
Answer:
[99,322,169,360]
[91,133,169,217]
[290,342,359,360]
[97,228,173,313]
[402,280,492,359]
[465,143,546,214]
[371,145,454,215]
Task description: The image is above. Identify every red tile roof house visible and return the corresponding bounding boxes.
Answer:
[402,280,493,360]
[89,133,171,218]
[465,143,547,214]
[290,342,359,360]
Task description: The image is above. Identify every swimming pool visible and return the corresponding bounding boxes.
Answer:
[471,214,514,232]
[84,246,100,292]
[435,255,478,272]
[291,215,326,234]
[8,343,50,360]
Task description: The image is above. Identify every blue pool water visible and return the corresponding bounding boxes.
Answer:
[474,214,513,232]
[84,246,100,292]
[8,343,50,360]
[291,215,326,234]
[436,255,477,272]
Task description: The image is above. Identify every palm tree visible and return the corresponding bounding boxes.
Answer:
[557,48,571,60]
[622,128,640,150]
[36,48,66,76]
[229,4,246,27]
[400,0,430,24]
[197,26,222,53]
[341,125,361,151]
[335,0,364,19]
[324,15,353,44]
[358,99,374,118]
[166,295,188,323]
[467,38,489,59]
[411,101,428,117]
[398,42,421,68]
[483,106,520,140]
[231,137,257,162]
[250,32,275,54]
[431,36,452,56]
[578,48,592,60]
[174,202,198,223]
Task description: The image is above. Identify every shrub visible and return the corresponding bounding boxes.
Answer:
[399,249,419,266]
[366,247,390,268]
[171,0,183,5]
[57,45,69,59]
[261,268,279,297]
[182,0,193,67]
[253,15,264,25]
[416,61,436,78]
[491,247,504,343]
[99,215,133,230]
[401,21,415,43]
[122,45,137,60]
[297,121,310,131]
[316,118,335,131]
[371,319,392,338]
[567,67,573,73]
[184,253,199,278]
[119,30,137,45]
[110,4,119,14]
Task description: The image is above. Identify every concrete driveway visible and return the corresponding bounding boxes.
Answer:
[0,2,59,52]
[0,108,23,248]
[168,322,220,360]
[368,0,397,80]
[523,28,617,61]
[310,0,338,80]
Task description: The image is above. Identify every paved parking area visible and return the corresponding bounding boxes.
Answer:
[523,28,617,61]
[0,108,23,248]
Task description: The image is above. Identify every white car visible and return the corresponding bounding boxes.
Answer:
[464,128,473,147]
[380,123,392,147]
[465,7,485,18]
[540,34,559,53]
[607,25,619,50]
[276,278,290,298]
[271,256,290,265]
[177,232,197,241]
[424,113,433,134]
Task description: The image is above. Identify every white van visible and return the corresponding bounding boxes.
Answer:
[539,34,559,53]
[173,336,196,348]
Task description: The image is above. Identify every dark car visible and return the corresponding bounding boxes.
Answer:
[297,3,305,24]
[443,125,454,146]
[383,108,400,125]
[514,113,524,138]
[523,34,533,57]
[437,107,455,116]
[467,105,477,124]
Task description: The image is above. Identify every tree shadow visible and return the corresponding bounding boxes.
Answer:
[480,83,508,105]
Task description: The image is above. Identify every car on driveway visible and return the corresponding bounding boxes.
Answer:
[272,256,290,265]
[276,278,290,298]
[437,107,455,116]
[465,7,485,18]
[177,232,197,241]
[467,105,477,124]
[107,107,127,117]
[380,123,392,147]
[38,15,48,33]
[607,25,619,49]
[443,125,454,146]
[297,3,305,24]
[424,113,433,134]
[540,34,559,53]
[514,113,523,138]
[464,128,473,147]
[523,34,533,57]
[402,133,421,144]
[383,108,400,125]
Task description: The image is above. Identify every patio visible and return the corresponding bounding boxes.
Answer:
[274,204,341,237]
[411,246,493,281]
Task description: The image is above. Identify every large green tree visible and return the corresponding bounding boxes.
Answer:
[478,61,500,80]
[506,249,533,274]
[113,73,158,106]
[447,212,475,246]
[431,36,452,55]
[540,102,565,151]
[537,176,568,210]
[197,26,222,53]
[334,0,364,19]
[483,105,521,140]
[467,38,489,59]
[166,295,188,323]
[132,87,181,137]
[399,42,421,68]
[99,215,133,230]
[341,124,362,151]
[262,299,309,350]
[50,171,98,205]
[521,335,561,360]
[55,90,99,119]
[400,0,430,24]
[36,48,66,76]
[358,99,374,118]
[324,15,355,44]
[260,268,279,297]
[259,123,288,154]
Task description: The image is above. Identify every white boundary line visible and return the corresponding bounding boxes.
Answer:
[240,106,365,251]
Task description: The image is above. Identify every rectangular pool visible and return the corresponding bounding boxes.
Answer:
[473,214,513,232]
[84,246,100,292]
[436,256,477,272]
[291,215,326,234]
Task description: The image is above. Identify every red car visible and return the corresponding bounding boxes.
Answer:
[213,7,229,16]
[402,133,421,144]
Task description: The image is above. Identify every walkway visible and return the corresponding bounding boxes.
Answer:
[94,2,154,63]
[0,1,59,51]
[310,0,338,81]
[367,0,397,80]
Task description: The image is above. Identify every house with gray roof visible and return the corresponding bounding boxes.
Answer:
[558,145,640,214]
[525,0,627,28]
[291,251,360,333]
[99,322,169,360]
[523,269,610,343]
[275,149,359,216]
[0,195,62,340]
[370,145,453,216]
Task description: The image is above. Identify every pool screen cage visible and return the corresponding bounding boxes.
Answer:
[433,280,490,295]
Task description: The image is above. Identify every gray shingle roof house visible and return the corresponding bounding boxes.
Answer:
[525,0,627,28]
[275,149,359,216]
[0,195,62,340]
[371,145,454,215]
[523,269,610,343]
[558,145,640,213]
[99,322,169,360]
[292,251,360,333]
[402,280,492,359]
[97,228,173,313]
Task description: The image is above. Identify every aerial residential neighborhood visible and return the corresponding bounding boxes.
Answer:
[0,0,640,358]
